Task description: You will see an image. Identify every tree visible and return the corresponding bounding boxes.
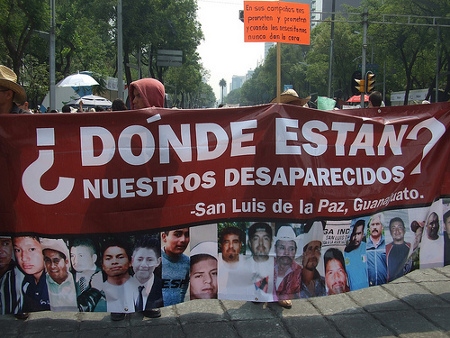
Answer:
[219,78,226,104]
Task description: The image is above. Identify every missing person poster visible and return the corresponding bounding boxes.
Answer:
[1,102,450,314]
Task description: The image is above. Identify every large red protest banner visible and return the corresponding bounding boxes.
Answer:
[2,103,450,235]
[1,103,450,314]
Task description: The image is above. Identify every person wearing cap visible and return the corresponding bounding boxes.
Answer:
[41,238,78,312]
[217,226,247,300]
[300,221,326,298]
[324,248,349,295]
[246,222,274,302]
[190,241,218,300]
[131,234,163,318]
[0,65,29,115]
[273,224,302,308]
[12,236,50,312]
[344,219,369,290]
[270,89,310,106]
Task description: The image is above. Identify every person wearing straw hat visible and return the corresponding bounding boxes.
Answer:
[273,224,302,308]
[270,89,310,106]
[299,221,326,298]
[0,65,28,115]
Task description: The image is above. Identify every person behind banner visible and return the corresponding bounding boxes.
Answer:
[128,77,165,109]
[367,213,387,286]
[273,225,302,308]
[300,221,326,298]
[0,65,28,115]
[444,210,450,266]
[217,226,247,300]
[344,219,369,290]
[131,234,163,318]
[161,228,190,306]
[190,241,218,300]
[12,236,50,312]
[386,217,411,282]
[420,211,444,269]
[41,238,78,312]
[101,237,139,321]
[70,238,106,312]
[246,222,274,302]
[324,248,349,295]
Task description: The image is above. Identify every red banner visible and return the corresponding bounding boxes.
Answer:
[1,103,450,235]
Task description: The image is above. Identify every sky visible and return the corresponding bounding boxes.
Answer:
[196,0,265,101]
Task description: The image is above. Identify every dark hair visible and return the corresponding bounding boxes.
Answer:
[190,253,217,272]
[248,222,272,241]
[61,105,71,113]
[369,91,383,107]
[112,98,128,111]
[389,217,405,232]
[351,219,365,236]
[133,234,160,258]
[324,248,346,271]
[220,226,245,244]
[101,237,132,261]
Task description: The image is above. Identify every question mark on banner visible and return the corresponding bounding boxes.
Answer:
[22,128,75,205]
[407,117,445,175]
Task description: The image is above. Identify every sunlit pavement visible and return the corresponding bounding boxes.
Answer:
[1,266,449,338]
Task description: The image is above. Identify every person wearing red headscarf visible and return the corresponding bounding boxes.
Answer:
[128,78,165,109]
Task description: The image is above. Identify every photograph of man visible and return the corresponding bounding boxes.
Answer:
[41,238,78,312]
[444,210,450,266]
[367,213,387,286]
[0,236,23,315]
[386,217,411,282]
[246,222,274,302]
[13,236,50,312]
[190,241,218,300]
[324,248,350,295]
[131,234,163,318]
[161,228,190,306]
[101,237,139,321]
[273,224,302,308]
[404,220,424,273]
[217,226,246,300]
[300,221,326,298]
[344,219,368,290]
[420,211,444,269]
[70,238,105,312]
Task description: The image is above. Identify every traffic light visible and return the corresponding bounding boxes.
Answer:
[365,71,375,93]
[355,78,365,94]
